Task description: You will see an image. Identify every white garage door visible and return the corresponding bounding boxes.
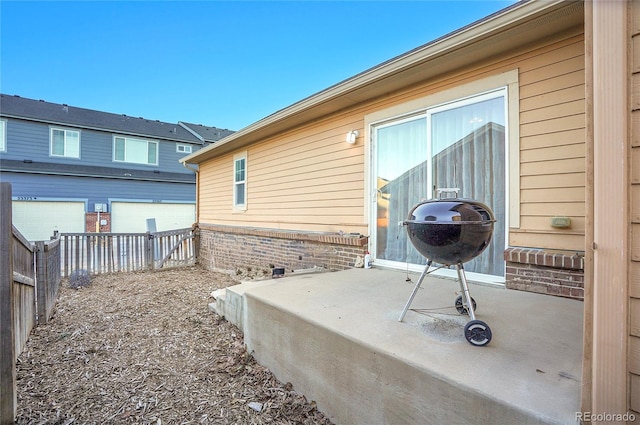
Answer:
[13,201,85,241]
[111,202,195,233]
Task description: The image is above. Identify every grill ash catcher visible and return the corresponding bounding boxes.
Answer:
[398,188,496,347]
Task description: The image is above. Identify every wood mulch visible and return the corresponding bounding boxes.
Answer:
[15,266,334,425]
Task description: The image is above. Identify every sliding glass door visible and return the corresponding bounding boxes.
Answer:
[373,89,506,278]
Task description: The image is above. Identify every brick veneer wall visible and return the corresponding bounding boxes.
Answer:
[85,213,111,233]
[198,224,369,274]
[504,247,585,300]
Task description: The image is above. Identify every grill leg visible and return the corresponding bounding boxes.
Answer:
[455,263,477,321]
[398,260,432,322]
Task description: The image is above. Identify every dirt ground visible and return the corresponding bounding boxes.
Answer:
[15,266,334,425]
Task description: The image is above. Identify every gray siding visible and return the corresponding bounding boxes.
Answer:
[1,118,201,174]
[3,119,51,162]
[4,172,195,209]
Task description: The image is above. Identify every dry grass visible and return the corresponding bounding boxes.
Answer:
[15,266,333,425]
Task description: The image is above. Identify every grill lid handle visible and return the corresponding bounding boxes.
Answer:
[436,188,460,199]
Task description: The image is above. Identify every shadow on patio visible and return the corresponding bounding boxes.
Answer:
[211,267,583,425]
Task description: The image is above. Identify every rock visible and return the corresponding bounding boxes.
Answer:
[248,401,263,412]
[69,269,91,289]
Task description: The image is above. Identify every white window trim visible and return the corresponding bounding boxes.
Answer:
[50,126,81,158]
[0,119,6,152]
[233,151,247,211]
[364,71,520,285]
[112,136,159,166]
[177,144,192,154]
[364,69,520,228]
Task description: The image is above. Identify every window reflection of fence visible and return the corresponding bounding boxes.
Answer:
[60,228,196,277]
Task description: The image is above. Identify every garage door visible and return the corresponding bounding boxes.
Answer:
[13,201,86,241]
[111,202,195,233]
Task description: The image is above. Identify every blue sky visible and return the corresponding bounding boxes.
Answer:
[1,1,515,131]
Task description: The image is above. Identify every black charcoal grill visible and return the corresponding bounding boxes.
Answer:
[398,188,496,346]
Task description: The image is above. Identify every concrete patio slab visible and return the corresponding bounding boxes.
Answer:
[212,267,583,425]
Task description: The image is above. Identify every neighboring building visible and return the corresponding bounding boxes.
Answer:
[182,0,638,418]
[0,94,233,240]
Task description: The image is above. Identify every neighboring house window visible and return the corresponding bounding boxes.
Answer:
[233,152,247,209]
[177,144,192,154]
[50,127,80,158]
[113,136,158,165]
[0,120,5,152]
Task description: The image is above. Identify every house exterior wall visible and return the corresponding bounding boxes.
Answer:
[514,35,586,252]
[198,118,366,234]
[197,25,587,297]
[199,223,368,274]
[5,172,196,238]
[86,212,111,233]
[3,118,198,174]
[197,128,368,271]
[0,113,201,238]
[4,172,196,207]
[501,30,587,293]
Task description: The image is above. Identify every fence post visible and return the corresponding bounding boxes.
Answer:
[146,232,154,270]
[35,241,45,325]
[0,182,16,424]
[193,226,200,264]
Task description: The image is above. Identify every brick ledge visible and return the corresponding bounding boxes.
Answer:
[198,223,368,247]
[504,247,584,270]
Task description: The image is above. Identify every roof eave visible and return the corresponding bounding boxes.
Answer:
[181,0,583,165]
[0,112,202,144]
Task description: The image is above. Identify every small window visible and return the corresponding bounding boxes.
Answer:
[0,120,6,152]
[233,152,247,209]
[177,144,192,154]
[113,136,158,165]
[50,127,80,158]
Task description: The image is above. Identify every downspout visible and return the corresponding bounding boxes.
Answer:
[182,161,198,173]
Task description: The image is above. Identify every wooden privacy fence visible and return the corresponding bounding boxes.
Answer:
[10,228,36,359]
[35,238,62,326]
[60,227,196,276]
[1,183,62,424]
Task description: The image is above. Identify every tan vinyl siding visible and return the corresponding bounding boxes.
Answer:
[369,32,586,250]
[520,127,584,150]
[364,31,585,250]
[199,159,233,213]
[199,121,367,234]
[632,337,640,377]
[515,34,586,251]
[197,28,585,246]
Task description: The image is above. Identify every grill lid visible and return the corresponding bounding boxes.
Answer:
[403,189,496,265]
[406,198,495,225]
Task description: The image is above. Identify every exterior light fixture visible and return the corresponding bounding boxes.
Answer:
[346,130,359,144]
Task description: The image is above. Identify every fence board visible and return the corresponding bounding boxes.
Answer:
[11,230,36,359]
[1,183,39,423]
[13,280,35,358]
[1,182,16,423]
[36,238,62,325]
[59,228,196,276]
